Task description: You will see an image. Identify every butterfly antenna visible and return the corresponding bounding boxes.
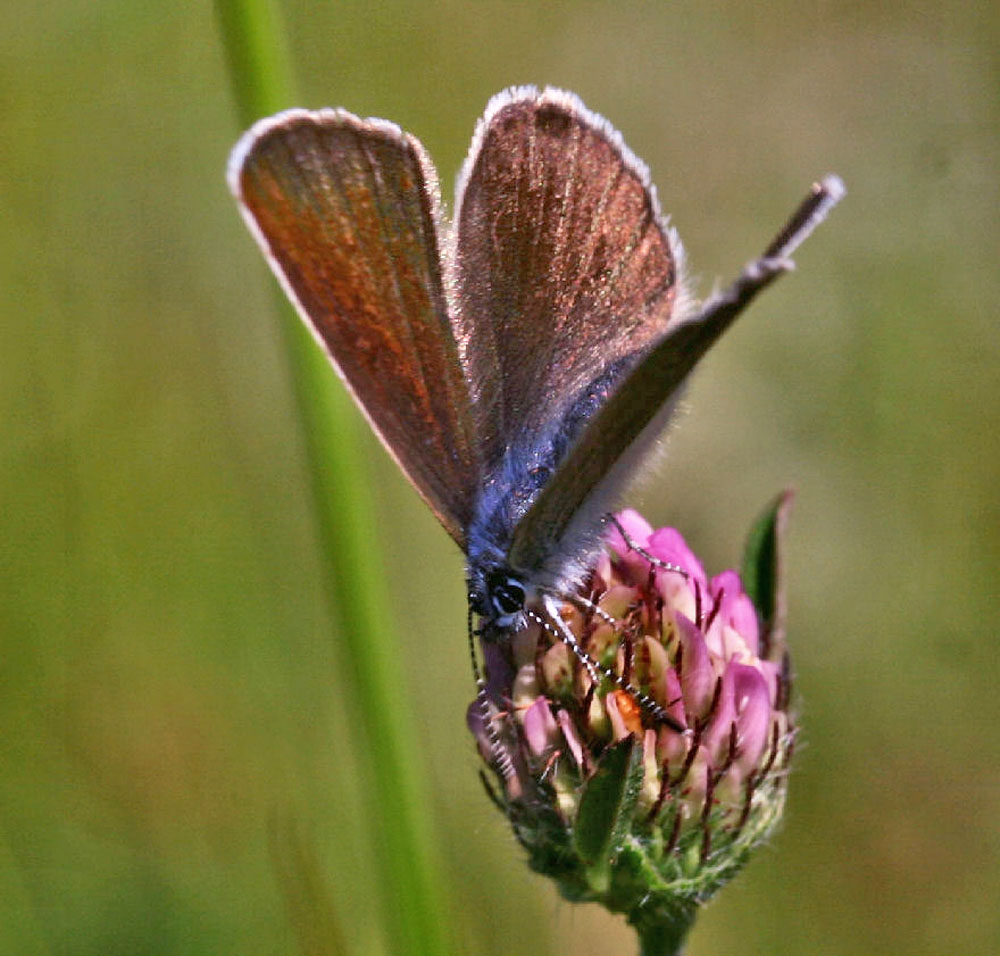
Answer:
[468,602,517,785]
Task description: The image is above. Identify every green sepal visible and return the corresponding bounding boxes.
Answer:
[573,737,644,891]
[741,488,794,661]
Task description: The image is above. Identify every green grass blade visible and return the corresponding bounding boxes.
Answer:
[214,3,453,954]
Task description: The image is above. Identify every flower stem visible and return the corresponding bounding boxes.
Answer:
[214,4,452,955]
[635,923,692,956]
[631,903,697,956]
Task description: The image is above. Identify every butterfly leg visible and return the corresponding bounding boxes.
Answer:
[467,605,518,786]
[536,596,689,736]
[604,513,689,579]
[562,590,621,629]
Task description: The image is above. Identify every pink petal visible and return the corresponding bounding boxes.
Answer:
[730,593,760,651]
[637,635,669,703]
[662,662,688,732]
[647,527,708,588]
[556,709,585,767]
[759,659,782,709]
[656,668,690,765]
[732,664,772,775]
[605,692,631,742]
[608,509,653,553]
[606,509,657,582]
[710,570,760,654]
[523,697,559,757]
[676,614,715,720]
[701,662,737,763]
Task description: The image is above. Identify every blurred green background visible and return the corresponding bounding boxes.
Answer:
[2,1,997,953]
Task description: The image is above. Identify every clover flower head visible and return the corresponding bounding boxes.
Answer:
[469,494,796,954]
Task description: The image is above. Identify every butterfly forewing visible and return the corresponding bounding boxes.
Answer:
[450,88,684,478]
[230,110,481,545]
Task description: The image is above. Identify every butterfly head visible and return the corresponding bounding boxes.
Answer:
[467,560,533,635]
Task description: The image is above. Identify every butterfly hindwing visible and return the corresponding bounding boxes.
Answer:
[508,176,845,575]
[508,261,791,574]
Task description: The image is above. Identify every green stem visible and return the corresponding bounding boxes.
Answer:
[631,904,696,956]
[214,4,452,956]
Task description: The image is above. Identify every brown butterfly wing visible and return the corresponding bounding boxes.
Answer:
[508,176,845,573]
[449,87,685,478]
[506,268,787,572]
[230,109,481,546]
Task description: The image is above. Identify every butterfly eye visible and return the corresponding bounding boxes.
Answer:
[487,572,526,617]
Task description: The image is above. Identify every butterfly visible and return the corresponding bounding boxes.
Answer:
[228,86,842,728]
